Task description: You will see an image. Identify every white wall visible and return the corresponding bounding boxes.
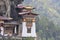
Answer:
[22,22,37,37]
[0,27,4,35]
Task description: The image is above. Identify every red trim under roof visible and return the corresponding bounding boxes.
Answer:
[18,12,38,16]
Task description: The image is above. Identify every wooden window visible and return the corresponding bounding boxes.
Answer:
[26,18,32,27]
[27,28,31,33]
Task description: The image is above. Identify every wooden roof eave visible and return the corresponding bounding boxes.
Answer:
[4,23,19,25]
[18,12,38,16]
[0,16,13,21]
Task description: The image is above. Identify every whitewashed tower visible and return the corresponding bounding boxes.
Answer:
[18,6,38,37]
[22,13,37,37]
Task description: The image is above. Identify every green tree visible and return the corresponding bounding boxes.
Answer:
[22,37,34,40]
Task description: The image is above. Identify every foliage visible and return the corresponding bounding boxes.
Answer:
[36,16,60,40]
[22,37,34,40]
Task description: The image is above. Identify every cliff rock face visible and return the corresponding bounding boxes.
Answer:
[0,0,24,20]
[0,0,6,16]
[10,0,24,20]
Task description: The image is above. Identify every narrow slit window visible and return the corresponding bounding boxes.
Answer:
[27,28,31,33]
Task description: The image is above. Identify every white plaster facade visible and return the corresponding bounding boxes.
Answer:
[22,22,37,37]
[0,26,4,35]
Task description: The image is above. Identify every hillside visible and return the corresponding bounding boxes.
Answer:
[0,0,60,40]
[22,0,60,25]
[22,0,60,40]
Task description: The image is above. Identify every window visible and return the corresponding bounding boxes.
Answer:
[26,18,32,33]
[0,29,1,33]
[27,28,31,33]
[26,18,32,27]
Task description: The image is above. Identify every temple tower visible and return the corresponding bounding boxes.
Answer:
[18,6,38,38]
[22,13,37,37]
